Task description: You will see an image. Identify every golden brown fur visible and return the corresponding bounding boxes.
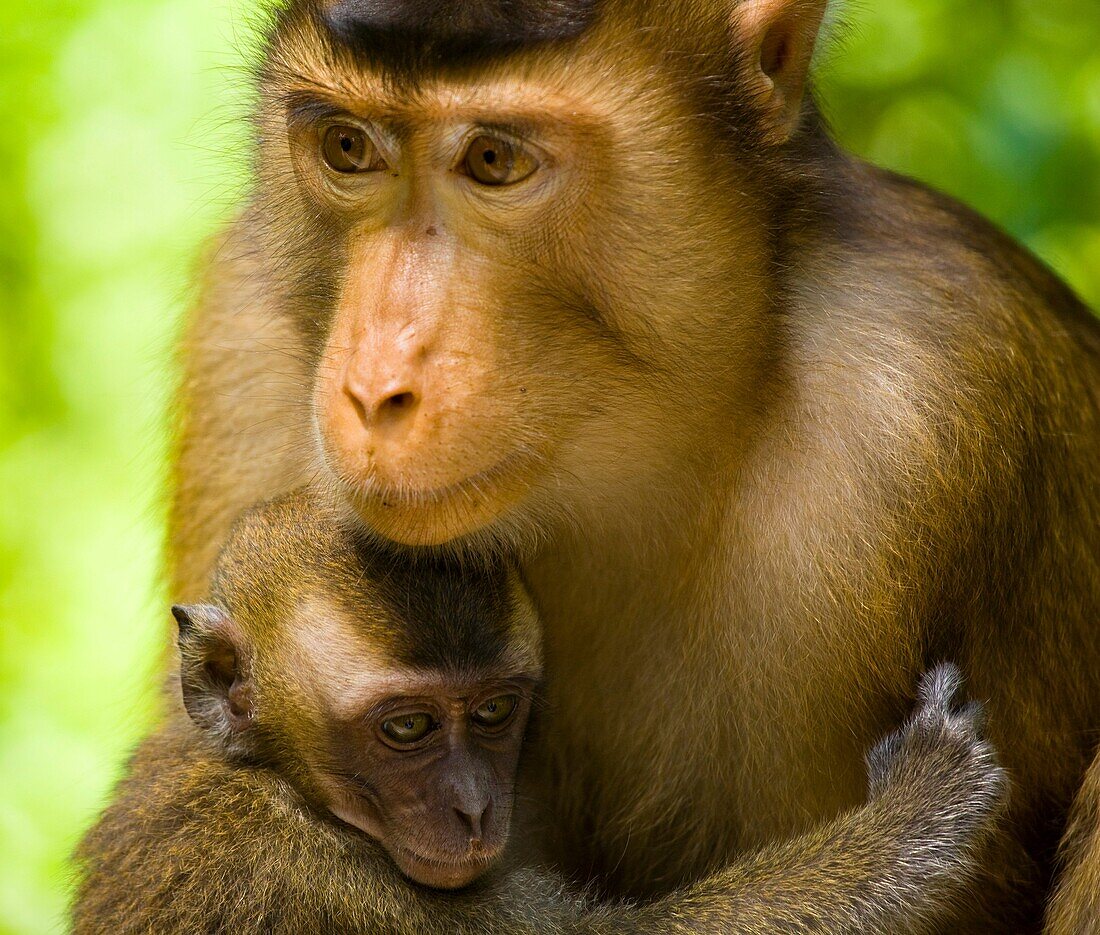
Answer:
[143,0,1100,929]
[1046,739,1100,932]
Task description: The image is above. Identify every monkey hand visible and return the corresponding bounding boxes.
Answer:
[864,663,1008,850]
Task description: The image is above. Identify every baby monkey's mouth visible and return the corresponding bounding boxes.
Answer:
[391,841,503,890]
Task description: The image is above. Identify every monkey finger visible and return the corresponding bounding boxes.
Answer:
[946,700,988,739]
[916,662,965,717]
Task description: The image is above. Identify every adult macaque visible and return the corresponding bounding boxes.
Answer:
[73,488,1008,932]
[151,0,1098,929]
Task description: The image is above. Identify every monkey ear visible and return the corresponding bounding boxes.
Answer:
[731,0,828,144]
[173,603,257,753]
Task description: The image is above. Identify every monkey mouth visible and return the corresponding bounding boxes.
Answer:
[343,446,548,546]
[390,842,502,889]
[360,447,539,507]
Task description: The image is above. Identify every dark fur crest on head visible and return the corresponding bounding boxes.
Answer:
[313,0,600,77]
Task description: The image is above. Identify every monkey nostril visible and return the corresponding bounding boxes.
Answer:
[347,386,420,429]
[455,803,488,841]
[375,390,419,427]
[345,386,370,429]
[380,391,416,414]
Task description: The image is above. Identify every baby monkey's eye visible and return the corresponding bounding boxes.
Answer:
[321,125,386,174]
[380,711,435,746]
[461,136,538,186]
[471,694,518,728]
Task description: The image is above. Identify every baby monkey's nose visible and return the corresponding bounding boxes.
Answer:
[454,799,491,842]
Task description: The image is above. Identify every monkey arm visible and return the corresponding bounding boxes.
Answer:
[582,665,1008,935]
[73,668,1005,935]
[596,799,993,935]
[1045,746,1100,933]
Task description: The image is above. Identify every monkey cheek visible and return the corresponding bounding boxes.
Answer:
[327,797,385,843]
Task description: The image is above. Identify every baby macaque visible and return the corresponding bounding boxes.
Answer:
[73,486,1008,933]
[171,486,541,889]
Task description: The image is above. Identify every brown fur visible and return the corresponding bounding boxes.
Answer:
[1046,749,1100,932]
[150,0,1100,930]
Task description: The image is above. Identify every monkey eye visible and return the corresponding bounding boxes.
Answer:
[471,694,518,729]
[320,125,387,174]
[379,711,436,747]
[460,136,538,186]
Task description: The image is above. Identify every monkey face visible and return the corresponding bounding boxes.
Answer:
[175,503,544,890]
[258,15,773,549]
[316,681,535,889]
[292,104,627,549]
[175,598,537,889]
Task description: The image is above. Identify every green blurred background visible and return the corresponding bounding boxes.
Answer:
[0,0,1097,931]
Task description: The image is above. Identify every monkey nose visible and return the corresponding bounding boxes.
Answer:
[454,801,490,842]
[344,380,421,432]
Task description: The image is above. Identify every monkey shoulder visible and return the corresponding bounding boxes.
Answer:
[781,159,1098,485]
[815,160,1099,362]
[72,722,414,933]
[740,159,1100,639]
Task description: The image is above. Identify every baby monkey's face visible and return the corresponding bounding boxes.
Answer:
[173,598,539,888]
[174,571,542,891]
[310,668,536,889]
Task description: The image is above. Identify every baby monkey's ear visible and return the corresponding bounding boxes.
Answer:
[172,603,257,757]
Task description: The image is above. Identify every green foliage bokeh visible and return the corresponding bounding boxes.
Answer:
[0,1,1097,931]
